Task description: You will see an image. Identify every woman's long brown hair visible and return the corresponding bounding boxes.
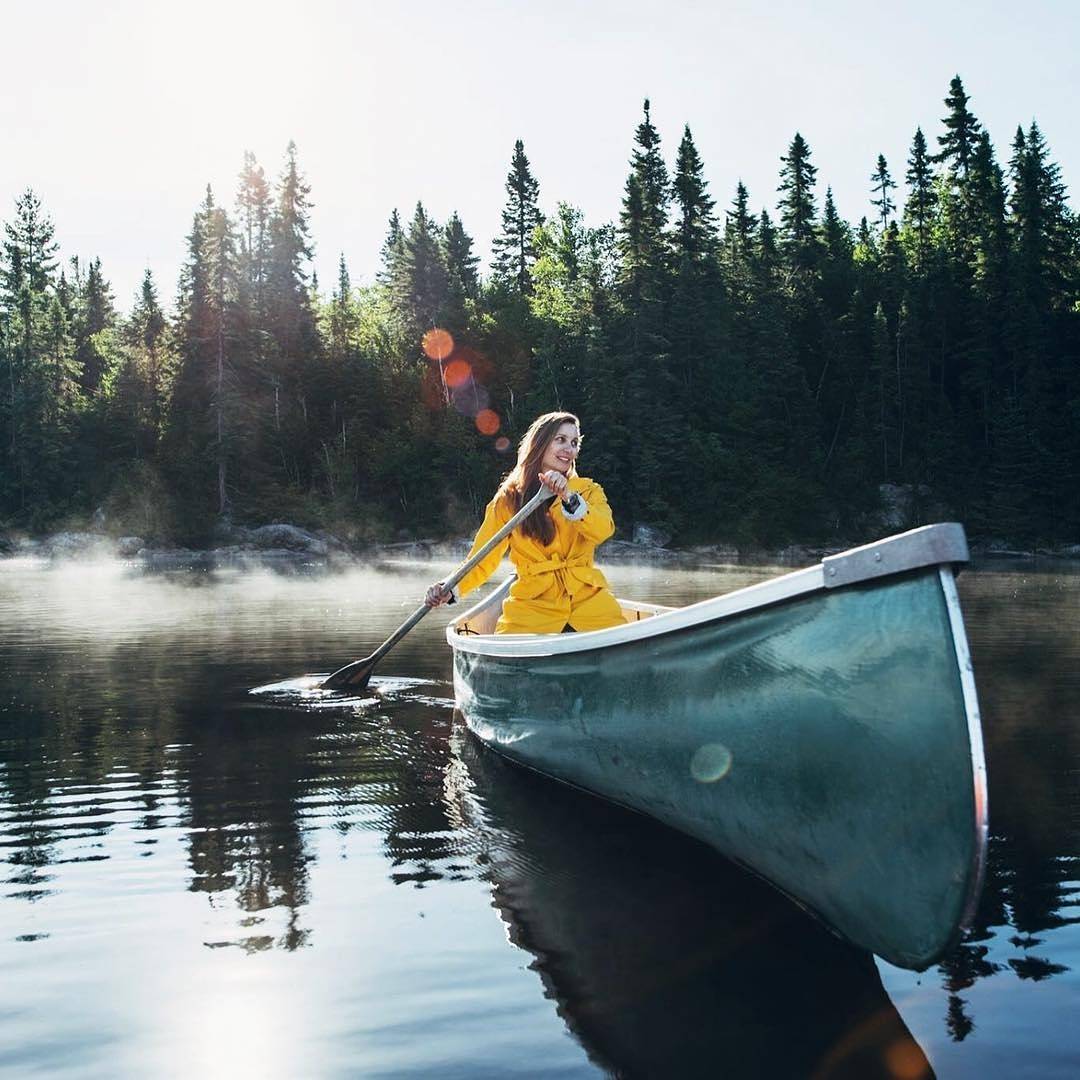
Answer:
[497,411,581,545]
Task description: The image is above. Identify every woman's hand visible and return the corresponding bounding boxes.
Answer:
[425,582,453,608]
[538,470,569,499]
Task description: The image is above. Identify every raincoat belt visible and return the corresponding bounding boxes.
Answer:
[513,554,596,599]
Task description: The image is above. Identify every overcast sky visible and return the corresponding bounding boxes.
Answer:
[3,0,1077,310]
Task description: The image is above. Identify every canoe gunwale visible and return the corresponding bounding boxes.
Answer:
[822,522,968,589]
[447,522,970,660]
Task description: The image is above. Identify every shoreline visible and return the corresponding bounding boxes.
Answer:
[2,524,1078,569]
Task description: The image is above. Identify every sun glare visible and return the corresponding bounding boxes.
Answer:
[422,328,454,361]
[475,409,500,436]
[443,359,471,388]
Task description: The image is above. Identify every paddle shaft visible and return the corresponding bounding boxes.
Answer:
[322,484,555,688]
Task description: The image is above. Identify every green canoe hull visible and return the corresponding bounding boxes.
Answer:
[451,556,985,971]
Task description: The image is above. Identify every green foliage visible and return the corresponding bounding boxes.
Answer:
[2,80,1078,547]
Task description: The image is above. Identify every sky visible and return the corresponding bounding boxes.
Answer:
[3,0,1078,310]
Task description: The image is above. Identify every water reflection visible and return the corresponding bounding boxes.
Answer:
[2,558,1080,1076]
[448,726,934,1079]
[921,567,1080,1043]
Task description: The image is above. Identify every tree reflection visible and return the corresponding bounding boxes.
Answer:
[929,569,1080,1038]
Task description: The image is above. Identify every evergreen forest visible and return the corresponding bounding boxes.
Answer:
[2,76,1077,549]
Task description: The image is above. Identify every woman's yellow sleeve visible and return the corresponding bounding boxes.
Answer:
[453,495,512,599]
[564,482,615,544]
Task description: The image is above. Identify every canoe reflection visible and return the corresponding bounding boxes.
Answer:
[448,724,934,1080]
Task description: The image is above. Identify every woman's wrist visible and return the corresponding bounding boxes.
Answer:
[561,492,588,521]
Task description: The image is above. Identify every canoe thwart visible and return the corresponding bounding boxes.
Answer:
[822,522,969,589]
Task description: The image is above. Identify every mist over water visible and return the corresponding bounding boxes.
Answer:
[2,556,1078,1077]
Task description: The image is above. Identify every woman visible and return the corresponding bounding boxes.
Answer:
[425,412,624,635]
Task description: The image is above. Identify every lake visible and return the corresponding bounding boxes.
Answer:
[1,555,1078,1078]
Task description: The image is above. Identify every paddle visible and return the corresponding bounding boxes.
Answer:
[321,485,556,690]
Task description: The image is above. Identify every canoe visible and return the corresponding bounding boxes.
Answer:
[446,522,988,971]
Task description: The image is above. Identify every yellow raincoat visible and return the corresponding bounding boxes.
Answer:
[454,475,624,634]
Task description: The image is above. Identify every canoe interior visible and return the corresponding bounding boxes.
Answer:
[451,566,984,971]
[451,575,672,636]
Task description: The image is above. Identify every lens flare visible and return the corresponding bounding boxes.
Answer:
[494,436,510,453]
[443,359,472,388]
[885,1039,930,1079]
[690,743,733,783]
[422,328,454,361]
[452,382,489,418]
[475,409,500,436]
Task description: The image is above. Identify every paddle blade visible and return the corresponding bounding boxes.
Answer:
[321,655,377,691]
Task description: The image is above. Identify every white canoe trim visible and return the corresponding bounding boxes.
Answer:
[939,566,990,935]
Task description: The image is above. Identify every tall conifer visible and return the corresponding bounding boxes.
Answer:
[74,256,116,393]
[934,76,982,180]
[393,202,449,337]
[723,182,757,262]
[618,100,670,295]
[671,125,717,262]
[378,209,405,286]
[237,151,272,313]
[491,140,543,294]
[870,155,897,229]
[777,133,821,270]
[903,128,937,268]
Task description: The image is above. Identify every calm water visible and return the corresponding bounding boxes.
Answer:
[1,555,1078,1078]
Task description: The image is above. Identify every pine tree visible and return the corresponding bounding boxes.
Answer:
[1009,122,1074,312]
[778,134,829,426]
[491,139,543,294]
[819,187,855,317]
[777,133,821,271]
[443,213,479,295]
[442,211,480,329]
[669,125,722,424]
[165,187,232,526]
[266,141,315,340]
[934,75,985,275]
[327,254,355,357]
[723,182,757,264]
[393,202,450,339]
[870,154,897,229]
[615,99,677,526]
[96,268,173,469]
[74,256,116,393]
[671,125,717,263]
[757,209,781,278]
[236,150,272,313]
[0,188,69,517]
[1005,120,1076,526]
[903,127,937,268]
[618,99,670,297]
[2,188,59,363]
[934,76,982,180]
[263,141,320,486]
[129,268,169,443]
[377,209,405,287]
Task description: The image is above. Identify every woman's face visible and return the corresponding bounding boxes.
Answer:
[540,422,581,475]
